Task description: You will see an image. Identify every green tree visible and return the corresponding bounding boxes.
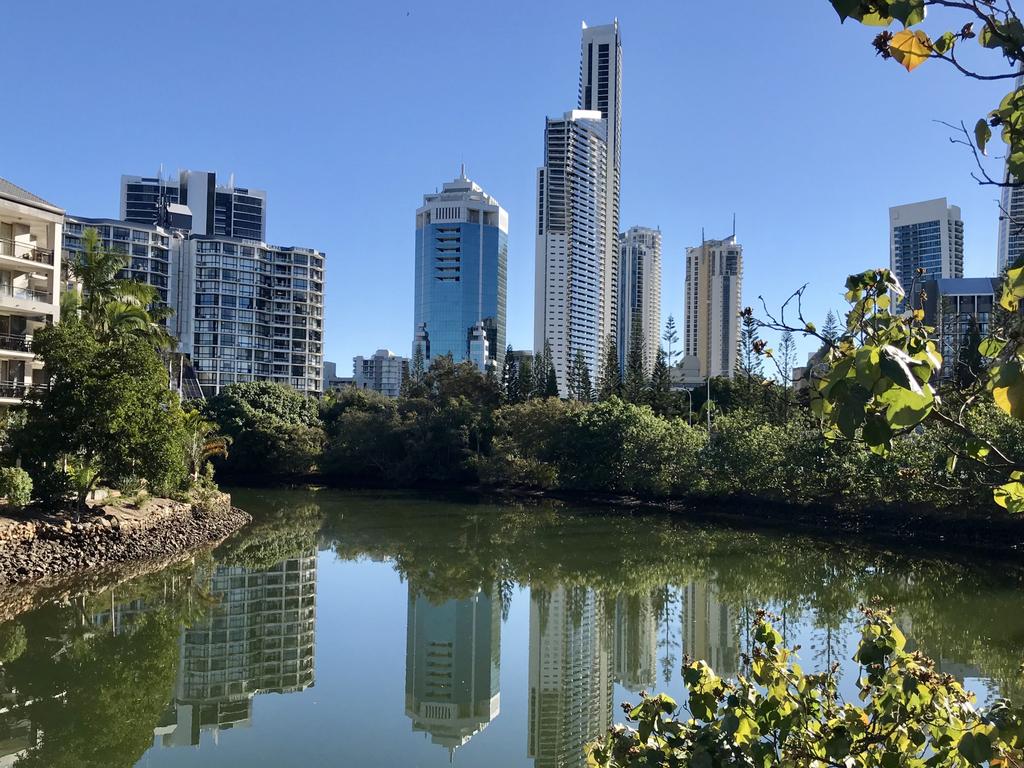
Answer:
[821,309,841,343]
[623,325,647,403]
[65,227,174,349]
[662,315,681,366]
[12,322,189,509]
[648,347,673,416]
[567,349,593,402]
[203,381,324,479]
[598,334,622,401]
[182,409,230,484]
[542,340,559,397]
[518,354,534,400]
[500,344,521,404]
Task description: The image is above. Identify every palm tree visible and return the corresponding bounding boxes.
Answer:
[183,410,230,483]
[67,228,176,349]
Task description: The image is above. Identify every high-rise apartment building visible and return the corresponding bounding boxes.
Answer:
[998,75,1024,273]
[413,169,508,371]
[682,235,743,380]
[889,198,964,305]
[121,171,267,241]
[0,178,63,407]
[534,20,622,396]
[353,349,409,398]
[65,173,324,397]
[527,585,612,768]
[580,21,622,351]
[618,226,661,373]
[404,583,500,756]
[535,110,609,394]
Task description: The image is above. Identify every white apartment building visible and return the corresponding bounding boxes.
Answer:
[535,110,609,394]
[0,179,63,406]
[889,198,964,305]
[683,235,743,380]
[579,21,623,351]
[618,226,662,373]
[353,349,409,398]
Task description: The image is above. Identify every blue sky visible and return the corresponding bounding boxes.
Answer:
[3,0,1009,367]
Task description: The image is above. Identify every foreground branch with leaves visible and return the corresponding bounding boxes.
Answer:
[589,609,1024,767]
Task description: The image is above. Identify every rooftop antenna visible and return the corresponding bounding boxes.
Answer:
[732,212,736,239]
[460,161,467,180]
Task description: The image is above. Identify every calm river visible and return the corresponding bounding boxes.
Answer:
[1,488,1022,767]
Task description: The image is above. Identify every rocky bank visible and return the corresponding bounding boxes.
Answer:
[0,492,251,587]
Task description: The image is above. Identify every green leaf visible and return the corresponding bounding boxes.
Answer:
[994,480,1024,513]
[991,361,1024,418]
[975,118,992,155]
[978,337,1006,358]
[879,386,933,428]
[889,0,926,26]
[862,413,892,447]
[933,31,956,54]
[958,731,993,764]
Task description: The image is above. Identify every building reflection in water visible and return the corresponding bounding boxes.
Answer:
[404,583,501,757]
[681,581,740,679]
[528,585,612,768]
[154,549,318,748]
[612,592,658,694]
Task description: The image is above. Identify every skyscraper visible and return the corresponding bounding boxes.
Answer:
[889,198,964,305]
[413,169,508,371]
[527,585,612,768]
[121,171,267,241]
[611,592,658,694]
[618,227,662,373]
[579,21,622,351]
[535,20,622,395]
[998,74,1024,274]
[683,235,743,380]
[681,582,740,679]
[404,584,501,756]
[535,111,609,393]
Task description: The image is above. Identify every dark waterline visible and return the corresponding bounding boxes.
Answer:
[1,487,1022,768]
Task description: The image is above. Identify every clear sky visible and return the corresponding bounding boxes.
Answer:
[3,0,1009,367]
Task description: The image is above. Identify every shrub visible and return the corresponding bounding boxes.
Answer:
[0,466,33,507]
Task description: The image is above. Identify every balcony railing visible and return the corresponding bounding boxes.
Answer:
[0,238,55,266]
[0,284,52,303]
[0,334,32,353]
[0,381,48,399]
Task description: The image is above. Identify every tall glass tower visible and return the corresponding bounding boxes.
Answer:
[413,169,508,372]
[889,198,964,307]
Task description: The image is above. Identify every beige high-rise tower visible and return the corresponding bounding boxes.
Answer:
[682,235,743,380]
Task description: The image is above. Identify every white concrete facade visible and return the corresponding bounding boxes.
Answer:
[535,110,609,395]
[998,74,1024,274]
[683,235,743,380]
[889,198,964,304]
[579,21,622,353]
[0,179,63,407]
[618,226,661,373]
[353,349,409,398]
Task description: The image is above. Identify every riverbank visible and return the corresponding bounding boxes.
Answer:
[0,492,251,588]
[481,485,1024,562]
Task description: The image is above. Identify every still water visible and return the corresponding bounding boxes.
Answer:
[1,488,1023,767]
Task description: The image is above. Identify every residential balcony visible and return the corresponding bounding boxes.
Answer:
[0,381,48,403]
[0,334,33,355]
[0,237,55,267]
[0,284,55,316]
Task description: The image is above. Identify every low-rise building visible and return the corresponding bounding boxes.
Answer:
[923,277,999,380]
[354,349,409,398]
[0,178,63,407]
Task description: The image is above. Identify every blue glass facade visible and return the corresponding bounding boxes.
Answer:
[413,219,507,371]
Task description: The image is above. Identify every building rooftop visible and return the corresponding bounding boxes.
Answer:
[931,277,999,294]
[0,177,63,215]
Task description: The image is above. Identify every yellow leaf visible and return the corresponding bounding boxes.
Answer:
[890,29,931,72]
